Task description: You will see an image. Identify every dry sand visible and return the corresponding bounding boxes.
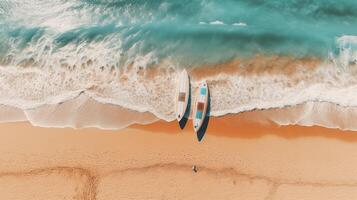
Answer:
[1,116,357,199]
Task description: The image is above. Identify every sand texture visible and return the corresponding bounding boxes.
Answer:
[1,119,357,199]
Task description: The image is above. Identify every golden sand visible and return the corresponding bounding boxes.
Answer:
[1,115,357,199]
[189,55,321,78]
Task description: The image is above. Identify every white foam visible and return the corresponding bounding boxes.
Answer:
[1,22,357,132]
[209,20,225,25]
[232,22,247,26]
[3,0,127,32]
[24,94,158,130]
[333,35,357,69]
[266,102,357,131]
[337,35,357,44]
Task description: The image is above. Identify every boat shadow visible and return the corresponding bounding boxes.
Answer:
[196,92,210,142]
[179,82,191,129]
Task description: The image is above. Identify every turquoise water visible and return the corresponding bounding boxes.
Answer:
[1,0,357,130]
[1,0,357,66]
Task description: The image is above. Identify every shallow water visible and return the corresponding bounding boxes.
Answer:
[0,0,357,130]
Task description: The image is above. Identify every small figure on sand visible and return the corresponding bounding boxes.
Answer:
[192,165,198,173]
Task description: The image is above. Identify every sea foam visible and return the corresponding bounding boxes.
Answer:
[1,35,357,130]
[1,0,357,130]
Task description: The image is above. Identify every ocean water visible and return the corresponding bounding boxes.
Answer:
[0,0,357,129]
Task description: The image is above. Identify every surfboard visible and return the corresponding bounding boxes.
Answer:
[193,81,209,132]
[175,69,190,122]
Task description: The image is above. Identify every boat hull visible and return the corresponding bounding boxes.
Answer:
[193,81,209,132]
[175,70,190,122]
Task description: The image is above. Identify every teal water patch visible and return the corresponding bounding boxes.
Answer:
[8,27,45,48]
[54,23,120,48]
[200,88,207,95]
[0,0,356,66]
[196,111,203,119]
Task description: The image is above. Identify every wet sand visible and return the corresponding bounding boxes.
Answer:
[1,115,357,199]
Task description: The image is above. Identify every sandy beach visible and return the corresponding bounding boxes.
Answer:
[2,115,357,200]
[1,0,356,199]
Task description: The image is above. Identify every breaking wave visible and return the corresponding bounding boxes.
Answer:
[0,0,357,130]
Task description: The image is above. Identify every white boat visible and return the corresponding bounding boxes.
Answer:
[193,81,209,132]
[175,69,190,122]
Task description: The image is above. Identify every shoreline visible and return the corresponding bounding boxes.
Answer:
[3,54,356,129]
[132,113,357,141]
[2,93,357,132]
